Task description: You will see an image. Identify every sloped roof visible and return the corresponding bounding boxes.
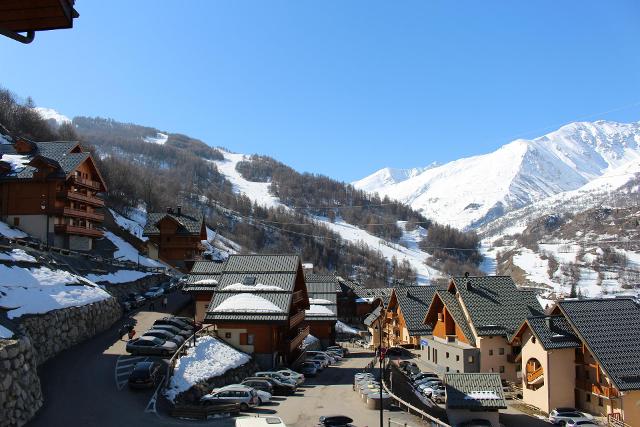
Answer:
[434,290,476,346]
[305,275,338,321]
[143,211,204,235]
[190,260,226,275]
[218,273,296,292]
[0,141,95,179]
[205,291,291,322]
[524,315,581,350]
[364,305,383,327]
[224,254,300,273]
[558,298,640,392]
[353,287,393,307]
[451,276,543,339]
[444,373,507,410]
[395,286,441,337]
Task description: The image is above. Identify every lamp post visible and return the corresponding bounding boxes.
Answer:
[377,316,384,427]
[40,194,48,248]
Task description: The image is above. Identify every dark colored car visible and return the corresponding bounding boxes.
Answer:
[243,376,295,396]
[404,365,420,376]
[152,322,192,338]
[318,415,354,426]
[143,329,185,346]
[154,317,193,331]
[128,361,162,389]
[241,378,274,394]
[126,336,177,357]
[125,293,145,308]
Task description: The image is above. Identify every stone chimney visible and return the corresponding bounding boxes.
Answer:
[177,205,182,216]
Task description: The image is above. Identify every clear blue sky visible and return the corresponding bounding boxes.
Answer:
[1,1,639,182]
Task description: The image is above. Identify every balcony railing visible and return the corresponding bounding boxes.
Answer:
[58,190,105,207]
[57,207,104,222]
[289,310,305,328]
[71,176,102,191]
[54,224,103,238]
[576,380,619,399]
[292,290,304,305]
[288,325,310,352]
[526,367,544,383]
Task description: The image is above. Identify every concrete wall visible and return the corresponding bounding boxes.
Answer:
[8,215,50,243]
[622,391,640,426]
[422,337,479,374]
[477,336,517,382]
[69,235,92,251]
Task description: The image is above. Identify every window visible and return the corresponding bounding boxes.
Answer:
[489,349,494,356]
[490,368,494,373]
[532,337,537,344]
[225,332,232,339]
[456,355,460,362]
[499,348,505,355]
[446,367,450,372]
[468,356,474,363]
[456,370,459,373]
[598,397,603,407]
[446,352,449,359]
[586,393,591,403]
[499,366,505,373]
[13,217,19,226]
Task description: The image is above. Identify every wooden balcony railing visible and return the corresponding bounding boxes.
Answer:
[58,190,105,207]
[576,380,619,398]
[526,366,544,383]
[288,325,310,352]
[292,290,304,304]
[71,176,102,191]
[58,207,104,222]
[289,310,305,328]
[54,224,103,238]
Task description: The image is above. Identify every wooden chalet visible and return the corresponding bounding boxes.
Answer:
[142,206,206,271]
[0,138,107,250]
[304,273,339,347]
[183,260,225,323]
[201,255,310,369]
[511,298,640,426]
[0,0,79,44]
[384,286,440,349]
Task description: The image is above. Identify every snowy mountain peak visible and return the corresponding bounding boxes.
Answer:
[354,119,640,230]
[33,107,71,127]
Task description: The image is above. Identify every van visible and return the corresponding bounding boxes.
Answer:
[235,416,287,426]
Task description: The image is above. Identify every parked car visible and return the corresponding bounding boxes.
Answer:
[386,347,406,356]
[307,355,329,368]
[244,376,296,395]
[144,287,164,298]
[415,378,442,388]
[305,359,324,371]
[326,345,348,356]
[154,317,193,332]
[549,408,593,425]
[412,372,439,382]
[125,293,145,308]
[235,416,287,427]
[325,350,343,361]
[307,351,336,364]
[404,365,420,376]
[241,379,274,394]
[127,361,162,389]
[152,323,192,338]
[277,368,305,385]
[143,329,185,346]
[170,316,195,327]
[126,336,177,357]
[318,415,354,426]
[398,360,417,371]
[298,362,318,377]
[197,396,243,413]
[201,385,260,411]
[255,372,297,386]
[421,382,444,397]
[430,385,446,403]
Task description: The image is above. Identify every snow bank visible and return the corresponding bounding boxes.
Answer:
[336,321,359,335]
[0,265,111,319]
[103,231,162,267]
[86,269,152,284]
[0,249,37,263]
[109,209,147,241]
[0,324,14,339]
[212,294,282,313]
[165,335,251,401]
[0,221,28,239]
[306,304,334,315]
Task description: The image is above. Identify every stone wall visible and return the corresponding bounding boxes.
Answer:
[101,273,168,300]
[18,297,122,366]
[0,334,42,427]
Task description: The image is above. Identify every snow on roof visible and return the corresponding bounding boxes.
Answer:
[1,154,30,174]
[86,269,153,284]
[212,293,283,313]
[0,249,37,263]
[309,298,332,305]
[336,320,359,335]
[306,304,334,315]
[464,391,501,400]
[165,335,250,401]
[0,324,14,338]
[222,283,283,291]
[302,334,319,349]
[0,133,12,145]
[194,278,219,285]
[0,221,28,238]
[103,231,161,267]
[0,265,110,319]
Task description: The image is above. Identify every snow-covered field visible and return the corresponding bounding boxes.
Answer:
[165,335,251,401]
[86,269,153,284]
[110,209,147,241]
[103,231,162,267]
[0,264,111,319]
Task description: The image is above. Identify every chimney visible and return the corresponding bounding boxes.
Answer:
[464,272,469,279]
[177,205,182,216]
[166,207,173,214]
[546,317,554,330]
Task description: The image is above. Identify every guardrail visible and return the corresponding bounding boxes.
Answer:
[381,372,451,427]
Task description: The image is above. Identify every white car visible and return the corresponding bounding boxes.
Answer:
[235,416,287,427]
[428,385,446,402]
[277,369,305,385]
[566,420,598,427]
[549,408,593,425]
[421,382,444,397]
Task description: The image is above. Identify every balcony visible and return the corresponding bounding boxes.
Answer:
[289,310,305,328]
[71,176,102,191]
[58,190,105,207]
[288,325,309,352]
[526,366,544,383]
[57,207,104,222]
[576,379,619,398]
[54,224,103,238]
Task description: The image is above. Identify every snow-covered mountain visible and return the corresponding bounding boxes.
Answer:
[354,120,640,230]
[33,107,71,127]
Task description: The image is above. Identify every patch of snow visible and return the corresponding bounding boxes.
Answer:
[86,270,152,284]
[0,265,110,319]
[110,209,147,241]
[306,304,334,315]
[0,133,12,144]
[0,249,37,263]
[194,279,219,285]
[103,231,162,267]
[143,132,169,145]
[165,335,251,402]
[1,154,30,174]
[302,334,320,349]
[0,324,13,338]
[513,249,553,287]
[222,283,283,291]
[211,294,283,313]
[336,320,359,335]
[33,107,71,126]
[309,298,332,305]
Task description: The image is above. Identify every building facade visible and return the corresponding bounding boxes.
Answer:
[304,273,338,347]
[0,138,107,251]
[385,286,439,349]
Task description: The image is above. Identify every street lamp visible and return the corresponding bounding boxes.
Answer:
[40,194,48,248]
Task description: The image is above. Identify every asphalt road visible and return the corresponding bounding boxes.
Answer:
[28,290,193,427]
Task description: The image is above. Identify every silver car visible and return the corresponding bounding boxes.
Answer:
[549,408,593,425]
[201,385,260,411]
[143,328,185,346]
[126,336,177,357]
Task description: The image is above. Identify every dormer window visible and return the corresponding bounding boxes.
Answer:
[243,276,257,286]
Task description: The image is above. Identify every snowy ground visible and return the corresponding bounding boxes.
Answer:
[336,320,360,335]
[110,209,147,241]
[86,270,153,284]
[165,335,251,402]
[0,264,111,319]
[0,324,14,339]
[0,248,37,263]
[103,231,162,267]
[0,220,28,238]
